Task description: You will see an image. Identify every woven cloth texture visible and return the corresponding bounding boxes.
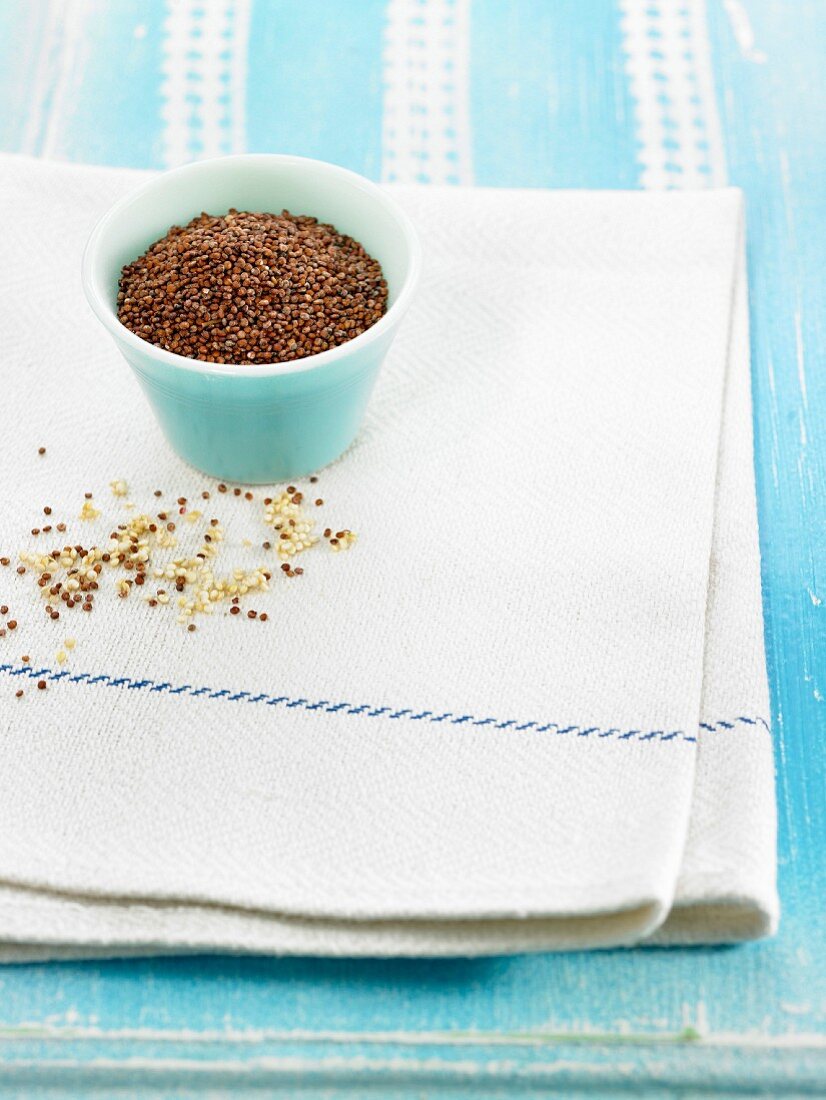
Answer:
[0,156,775,958]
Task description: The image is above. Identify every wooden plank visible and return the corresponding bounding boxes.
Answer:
[0,0,822,1092]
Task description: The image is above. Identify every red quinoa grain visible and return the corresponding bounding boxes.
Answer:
[117,210,387,365]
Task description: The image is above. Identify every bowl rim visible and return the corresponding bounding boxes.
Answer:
[81,153,421,379]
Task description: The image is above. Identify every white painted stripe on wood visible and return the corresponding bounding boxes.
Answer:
[381,0,473,185]
[620,0,727,189]
[160,0,249,169]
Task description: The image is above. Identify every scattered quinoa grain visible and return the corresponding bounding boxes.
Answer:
[329,529,357,552]
[15,689,23,698]
[11,474,354,631]
[37,680,47,690]
[38,447,46,455]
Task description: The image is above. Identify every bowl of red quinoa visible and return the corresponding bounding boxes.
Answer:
[82,154,420,483]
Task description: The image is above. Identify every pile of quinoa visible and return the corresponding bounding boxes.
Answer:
[117,209,388,364]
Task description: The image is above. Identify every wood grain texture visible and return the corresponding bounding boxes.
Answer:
[0,0,823,1093]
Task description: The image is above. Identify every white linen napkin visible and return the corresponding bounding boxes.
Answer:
[0,155,776,959]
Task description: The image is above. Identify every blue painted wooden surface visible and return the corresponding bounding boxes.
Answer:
[0,1,823,1093]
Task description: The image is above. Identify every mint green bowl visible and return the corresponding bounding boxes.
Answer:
[81,154,420,483]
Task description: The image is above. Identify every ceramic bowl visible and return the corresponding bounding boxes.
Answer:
[82,154,420,483]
